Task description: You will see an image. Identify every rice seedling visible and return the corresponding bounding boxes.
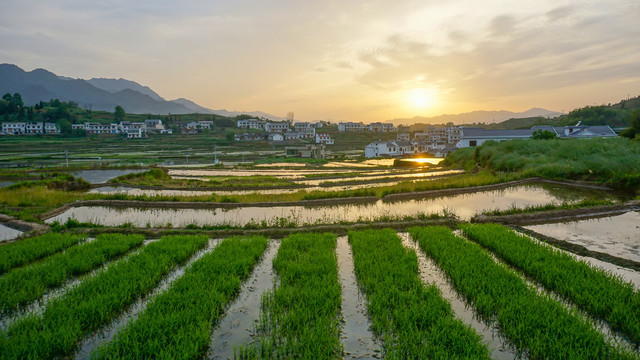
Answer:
[348,229,490,359]
[0,234,208,359]
[461,223,640,344]
[0,234,144,313]
[237,233,342,359]
[0,232,85,275]
[409,226,637,360]
[94,236,268,359]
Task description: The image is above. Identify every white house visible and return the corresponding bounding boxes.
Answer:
[338,122,367,132]
[25,122,43,134]
[456,128,535,148]
[44,122,60,134]
[531,125,618,138]
[315,133,334,145]
[369,122,397,132]
[2,122,26,134]
[237,119,265,130]
[85,123,119,135]
[125,128,144,139]
[265,122,290,133]
[268,133,284,142]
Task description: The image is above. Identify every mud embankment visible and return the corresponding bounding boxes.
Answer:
[514,225,640,273]
[0,214,50,243]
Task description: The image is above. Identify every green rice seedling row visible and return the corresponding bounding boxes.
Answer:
[409,226,637,360]
[0,233,144,314]
[461,223,640,345]
[0,233,85,275]
[0,234,208,359]
[348,229,490,359]
[237,233,342,359]
[96,236,268,359]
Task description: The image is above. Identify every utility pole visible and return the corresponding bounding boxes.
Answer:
[214,145,218,164]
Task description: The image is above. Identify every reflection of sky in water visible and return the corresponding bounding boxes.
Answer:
[52,184,607,227]
[0,224,23,241]
[526,211,640,263]
[72,169,145,184]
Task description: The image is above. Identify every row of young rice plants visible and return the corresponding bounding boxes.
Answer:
[0,233,144,314]
[95,236,268,359]
[461,223,640,345]
[237,233,342,359]
[348,229,490,359]
[409,226,637,360]
[0,234,208,359]
[0,232,85,275]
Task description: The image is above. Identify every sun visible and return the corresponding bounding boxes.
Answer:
[407,87,437,110]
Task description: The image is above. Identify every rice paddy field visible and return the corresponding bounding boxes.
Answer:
[1,225,639,359]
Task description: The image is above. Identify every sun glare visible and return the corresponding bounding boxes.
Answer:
[407,88,437,110]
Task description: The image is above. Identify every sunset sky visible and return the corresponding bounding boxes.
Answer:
[1,0,639,122]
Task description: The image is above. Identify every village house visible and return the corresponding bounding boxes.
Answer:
[237,119,266,129]
[1,122,60,135]
[369,122,397,132]
[85,123,119,135]
[235,132,267,141]
[2,122,26,134]
[268,133,284,142]
[338,122,367,132]
[315,133,334,145]
[264,122,290,133]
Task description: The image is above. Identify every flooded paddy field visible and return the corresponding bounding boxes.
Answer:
[0,224,22,242]
[71,169,146,184]
[2,228,638,358]
[48,182,618,227]
[525,211,640,264]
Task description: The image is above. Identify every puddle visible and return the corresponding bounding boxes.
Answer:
[335,236,382,359]
[0,224,23,242]
[525,211,640,264]
[0,181,16,188]
[74,239,220,360]
[398,233,518,360]
[49,183,618,228]
[208,240,281,359]
[72,169,145,184]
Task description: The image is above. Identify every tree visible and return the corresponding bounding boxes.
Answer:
[621,110,640,139]
[114,105,125,122]
[531,129,556,140]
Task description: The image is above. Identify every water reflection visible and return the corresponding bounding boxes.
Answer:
[72,169,145,184]
[0,224,23,242]
[51,184,616,227]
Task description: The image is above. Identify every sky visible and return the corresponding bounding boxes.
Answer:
[1,0,640,122]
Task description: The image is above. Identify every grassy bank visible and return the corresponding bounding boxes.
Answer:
[444,138,640,193]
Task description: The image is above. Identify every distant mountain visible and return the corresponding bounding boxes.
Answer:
[86,78,165,101]
[393,108,563,127]
[0,64,284,119]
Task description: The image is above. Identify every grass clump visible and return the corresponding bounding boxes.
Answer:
[0,233,85,275]
[461,223,640,345]
[0,234,208,359]
[238,233,342,359]
[97,236,268,359]
[478,198,616,217]
[348,229,489,359]
[0,234,144,313]
[409,226,636,359]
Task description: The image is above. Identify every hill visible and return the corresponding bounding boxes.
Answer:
[395,108,563,128]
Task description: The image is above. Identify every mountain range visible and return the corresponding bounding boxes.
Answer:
[393,108,564,127]
[0,64,284,120]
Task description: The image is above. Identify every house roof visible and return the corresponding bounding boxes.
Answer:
[461,128,534,138]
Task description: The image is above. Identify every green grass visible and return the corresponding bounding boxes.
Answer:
[0,233,85,275]
[443,138,640,193]
[461,223,640,345]
[237,233,342,359]
[0,234,144,313]
[0,234,208,359]
[478,198,616,216]
[409,226,636,359]
[348,229,490,359]
[96,236,268,359]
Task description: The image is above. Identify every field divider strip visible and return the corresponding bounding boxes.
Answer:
[461,224,640,347]
[0,234,209,359]
[207,239,280,359]
[397,232,518,360]
[74,238,222,359]
[409,226,637,360]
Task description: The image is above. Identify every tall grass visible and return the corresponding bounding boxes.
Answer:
[0,235,208,359]
[409,226,635,359]
[0,234,144,313]
[443,138,640,192]
[461,224,640,344]
[237,233,342,359]
[0,233,85,275]
[348,229,490,359]
[97,236,268,359]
